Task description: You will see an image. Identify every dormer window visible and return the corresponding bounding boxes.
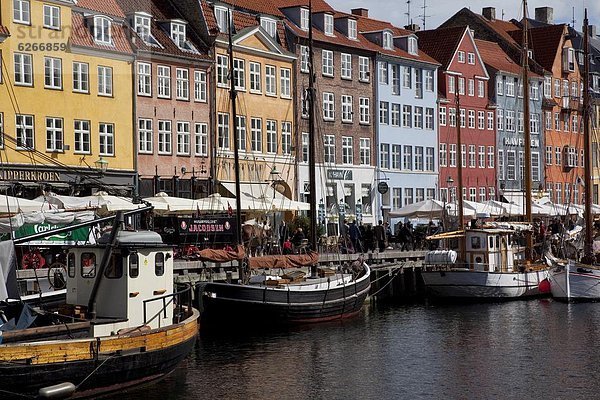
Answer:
[383,31,393,50]
[408,36,418,55]
[324,14,334,36]
[214,6,230,33]
[300,8,309,31]
[563,47,575,72]
[94,16,112,45]
[348,19,357,40]
[260,17,277,38]
[134,13,151,42]
[170,21,186,48]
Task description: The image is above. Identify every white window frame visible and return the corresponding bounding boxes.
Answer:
[360,138,370,165]
[97,66,113,96]
[348,19,357,40]
[439,106,447,126]
[251,117,262,152]
[217,113,229,150]
[322,50,334,77]
[214,6,230,33]
[300,8,309,31]
[467,52,475,65]
[300,46,309,73]
[324,135,335,163]
[380,101,389,125]
[260,17,277,38]
[216,54,228,88]
[341,95,353,123]
[45,117,63,152]
[158,120,172,154]
[265,65,276,96]
[341,53,352,80]
[99,123,114,156]
[72,62,89,93]
[322,92,335,121]
[176,121,191,155]
[266,120,277,154]
[342,136,353,164]
[171,22,186,47]
[249,62,261,93]
[74,119,90,154]
[94,16,112,45]
[44,57,62,89]
[43,4,60,30]
[232,58,245,91]
[16,114,34,149]
[281,122,292,155]
[13,0,31,24]
[359,97,370,124]
[194,70,207,102]
[236,116,246,151]
[324,14,334,36]
[138,118,153,154]
[359,56,370,82]
[157,65,171,98]
[137,62,151,96]
[176,68,189,100]
[195,123,208,156]
[280,68,291,98]
[14,53,33,86]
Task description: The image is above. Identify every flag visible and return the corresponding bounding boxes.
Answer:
[227,202,233,216]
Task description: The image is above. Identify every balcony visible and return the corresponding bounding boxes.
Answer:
[561,96,582,112]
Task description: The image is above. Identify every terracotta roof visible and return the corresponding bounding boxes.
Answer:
[509,24,566,71]
[486,19,521,45]
[115,0,209,59]
[70,12,133,55]
[277,0,334,13]
[0,26,9,36]
[76,0,126,19]
[284,18,376,53]
[416,26,466,70]
[475,38,540,78]
[218,0,284,17]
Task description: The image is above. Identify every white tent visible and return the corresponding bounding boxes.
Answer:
[34,192,94,210]
[0,195,56,214]
[388,199,445,218]
[143,192,202,214]
[195,193,271,212]
[81,191,142,216]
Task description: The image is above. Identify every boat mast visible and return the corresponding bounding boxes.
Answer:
[455,78,465,231]
[228,8,243,246]
[522,0,533,260]
[583,9,593,260]
[308,0,317,250]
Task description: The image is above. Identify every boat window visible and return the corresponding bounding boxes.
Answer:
[104,254,123,279]
[471,236,481,249]
[129,252,139,278]
[489,236,494,249]
[81,252,96,278]
[155,252,164,276]
[68,252,75,278]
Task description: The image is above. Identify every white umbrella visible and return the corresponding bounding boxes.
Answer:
[0,194,55,214]
[446,200,477,218]
[33,192,94,210]
[81,191,142,216]
[388,199,445,218]
[143,192,201,214]
[196,193,271,212]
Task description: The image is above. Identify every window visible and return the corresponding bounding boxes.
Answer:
[408,37,418,55]
[415,147,424,171]
[380,143,389,169]
[176,68,189,100]
[457,51,465,63]
[459,109,465,128]
[555,146,561,165]
[531,83,539,100]
[425,70,434,92]
[391,145,401,169]
[506,78,515,96]
[194,71,207,102]
[505,110,515,132]
[43,5,60,29]
[176,122,190,155]
[439,143,447,167]
[134,14,151,42]
[461,144,466,167]
[415,69,423,98]
[341,53,352,79]
[449,144,456,167]
[402,105,412,128]
[390,65,400,94]
[266,120,277,153]
[448,76,455,94]
[478,145,485,168]
[439,106,447,126]
[249,62,261,93]
[449,108,456,127]
[137,62,151,96]
[414,106,423,129]
[383,31,393,49]
[342,95,353,123]
[158,120,172,154]
[467,110,475,128]
[403,146,413,170]
[214,6,230,33]
[155,253,165,277]
[360,138,370,165]
[404,188,414,205]
[99,123,114,156]
[171,22,186,47]
[359,57,370,82]
[425,148,435,172]
[391,104,400,126]
[477,111,484,130]
[531,113,540,134]
[302,132,309,162]
[468,79,474,96]
[129,253,139,278]
[251,118,262,152]
[236,116,246,151]
[94,16,112,44]
[265,65,276,95]
[14,53,33,86]
[532,152,540,182]
[518,112,524,133]
[232,59,245,90]
[280,68,291,98]
[506,150,516,180]
[73,62,89,93]
[323,92,334,120]
[393,188,402,209]
[342,137,353,164]
[97,66,113,96]
[467,52,475,65]
[487,112,494,130]
[324,135,335,163]
[81,253,96,278]
[138,118,153,154]
[469,145,476,168]
[45,117,63,152]
[300,8,309,31]
[322,50,334,76]
[498,149,504,179]
[478,80,484,97]
[217,113,229,149]
[74,120,90,154]
[260,17,277,38]
[403,66,412,88]
[554,112,560,131]
[359,97,370,124]
[300,46,309,73]
[324,14,334,36]
[545,146,553,166]
[487,146,494,168]
[16,114,34,149]
[458,77,465,95]
[281,122,292,155]
[216,55,228,87]
[380,101,389,124]
[348,19,357,39]
[14,0,30,24]
[497,76,504,95]
[378,61,388,85]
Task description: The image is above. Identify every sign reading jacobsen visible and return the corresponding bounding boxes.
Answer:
[178,217,237,243]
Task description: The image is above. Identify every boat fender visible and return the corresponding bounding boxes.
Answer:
[538,278,551,294]
[38,382,76,399]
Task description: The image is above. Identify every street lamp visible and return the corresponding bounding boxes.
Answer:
[95,157,108,174]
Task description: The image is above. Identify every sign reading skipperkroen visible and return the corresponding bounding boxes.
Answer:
[0,170,61,182]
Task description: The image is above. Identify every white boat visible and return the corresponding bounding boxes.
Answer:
[547,259,600,301]
[423,228,548,299]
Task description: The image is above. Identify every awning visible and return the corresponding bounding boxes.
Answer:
[220,182,310,211]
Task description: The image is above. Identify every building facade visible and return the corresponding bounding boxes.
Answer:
[0,0,136,197]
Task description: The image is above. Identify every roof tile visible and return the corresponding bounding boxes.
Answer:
[76,0,126,19]
[416,26,466,69]
[0,26,10,37]
[70,12,133,55]
[475,38,539,77]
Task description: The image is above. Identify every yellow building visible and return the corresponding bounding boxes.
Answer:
[0,0,135,196]
[198,0,297,203]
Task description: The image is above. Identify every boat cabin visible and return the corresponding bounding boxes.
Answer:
[464,229,523,272]
[65,231,174,335]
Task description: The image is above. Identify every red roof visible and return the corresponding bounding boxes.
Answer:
[0,26,9,36]
[277,0,334,13]
[76,0,126,19]
[70,12,133,55]
[475,38,540,78]
[416,26,466,70]
[218,0,284,17]
[509,24,567,71]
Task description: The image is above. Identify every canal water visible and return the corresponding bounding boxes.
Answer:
[121,299,600,399]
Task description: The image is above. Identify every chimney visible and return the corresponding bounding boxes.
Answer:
[404,23,420,32]
[351,8,368,17]
[482,7,495,21]
[535,7,554,24]
[587,24,597,37]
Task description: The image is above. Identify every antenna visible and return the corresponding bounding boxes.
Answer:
[502,9,505,20]
[418,0,431,30]
[571,6,576,27]
[405,0,411,26]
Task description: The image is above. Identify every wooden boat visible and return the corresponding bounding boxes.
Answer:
[0,213,198,398]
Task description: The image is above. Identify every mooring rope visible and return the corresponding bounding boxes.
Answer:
[369,267,405,298]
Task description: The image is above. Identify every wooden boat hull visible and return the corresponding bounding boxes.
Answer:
[200,266,371,324]
[0,309,199,398]
[548,263,600,302]
[422,269,548,299]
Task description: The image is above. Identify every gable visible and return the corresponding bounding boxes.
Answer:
[238,34,272,52]
[447,28,489,79]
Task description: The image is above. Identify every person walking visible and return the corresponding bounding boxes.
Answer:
[349,220,363,253]
[374,220,386,252]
